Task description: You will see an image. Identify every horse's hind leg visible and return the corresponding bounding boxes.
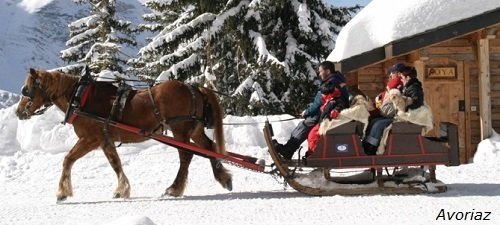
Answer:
[163,132,193,197]
[191,128,232,191]
[57,138,99,201]
[101,143,130,198]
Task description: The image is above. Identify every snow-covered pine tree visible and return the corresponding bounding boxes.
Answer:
[129,0,242,83]
[132,0,358,115]
[234,0,360,115]
[60,0,136,74]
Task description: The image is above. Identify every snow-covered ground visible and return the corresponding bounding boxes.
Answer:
[1,89,500,225]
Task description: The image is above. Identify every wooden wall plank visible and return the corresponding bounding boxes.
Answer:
[426,46,474,54]
[464,61,473,162]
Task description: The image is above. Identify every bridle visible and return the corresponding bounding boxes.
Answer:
[20,77,53,117]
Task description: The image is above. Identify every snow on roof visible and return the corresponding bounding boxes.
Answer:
[327,0,500,63]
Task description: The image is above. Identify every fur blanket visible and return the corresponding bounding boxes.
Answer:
[395,104,434,133]
[388,88,433,133]
[318,95,373,136]
[376,93,434,155]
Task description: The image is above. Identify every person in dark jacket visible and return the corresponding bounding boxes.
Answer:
[363,65,423,155]
[400,67,424,110]
[273,61,349,160]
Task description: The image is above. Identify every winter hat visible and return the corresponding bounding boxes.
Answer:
[386,76,402,89]
[389,63,405,74]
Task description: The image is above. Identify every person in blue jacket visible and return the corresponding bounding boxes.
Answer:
[273,61,349,159]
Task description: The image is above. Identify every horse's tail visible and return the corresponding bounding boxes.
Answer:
[199,87,226,155]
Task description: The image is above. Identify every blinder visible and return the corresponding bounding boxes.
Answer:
[21,85,34,98]
[20,77,53,117]
[21,78,41,99]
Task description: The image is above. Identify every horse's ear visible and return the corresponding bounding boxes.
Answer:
[29,68,38,78]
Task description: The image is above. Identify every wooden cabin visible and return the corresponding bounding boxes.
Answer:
[329,7,500,163]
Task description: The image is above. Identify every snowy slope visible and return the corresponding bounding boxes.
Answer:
[0,90,20,109]
[1,89,500,225]
[327,0,500,62]
[0,0,148,94]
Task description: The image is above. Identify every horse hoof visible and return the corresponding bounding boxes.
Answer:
[113,193,121,198]
[57,196,67,202]
[225,179,233,191]
[163,187,183,197]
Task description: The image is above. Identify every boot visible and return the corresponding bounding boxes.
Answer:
[272,140,292,160]
[362,141,377,155]
[274,137,301,160]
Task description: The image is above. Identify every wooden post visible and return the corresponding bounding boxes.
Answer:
[376,168,384,187]
[477,38,492,139]
[384,44,393,59]
[429,165,437,183]
[413,58,427,83]
[335,62,342,72]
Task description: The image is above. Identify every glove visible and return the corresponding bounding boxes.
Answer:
[330,110,340,119]
[320,101,336,120]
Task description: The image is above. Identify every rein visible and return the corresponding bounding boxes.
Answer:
[222,117,298,126]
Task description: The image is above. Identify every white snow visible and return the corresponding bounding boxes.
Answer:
[157,53,200,80]
[292,1,313,33]
[327,0,500,62]
[69,14,100,29]
[96,70,150,89]
[140,12,216,54]
[249,30,285,66]
[1,88,500,224]
[0,90,20,110]
[18,0,54,14]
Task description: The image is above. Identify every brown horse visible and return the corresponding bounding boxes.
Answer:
[15,68,232,201]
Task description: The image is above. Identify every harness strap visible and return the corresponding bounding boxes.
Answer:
[103,89,122,147]
[148,86,168,133]
[148,84,209,133]
[167,115,204,124]
[186,84,198,118]
[64,82,93,124]
[116,85,132,121]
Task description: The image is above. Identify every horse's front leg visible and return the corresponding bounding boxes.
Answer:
[57,138,98,201]
[101,143,130,198]
[164,149,193,197]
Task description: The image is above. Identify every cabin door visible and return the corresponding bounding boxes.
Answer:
[420,60,467,163]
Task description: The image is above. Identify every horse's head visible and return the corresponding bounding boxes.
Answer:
[15,68,53,120]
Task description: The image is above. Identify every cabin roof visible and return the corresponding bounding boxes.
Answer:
[327,0,500,73]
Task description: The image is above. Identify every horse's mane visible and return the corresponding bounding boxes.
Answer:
[35,70,80,99]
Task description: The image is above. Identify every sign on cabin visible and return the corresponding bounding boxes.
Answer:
[426,66,457,79]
